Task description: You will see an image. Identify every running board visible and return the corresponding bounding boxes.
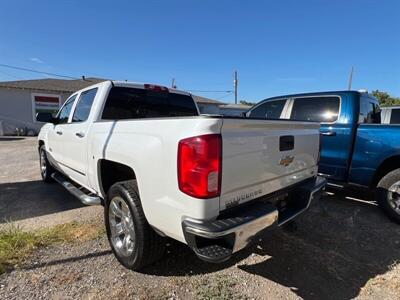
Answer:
[51,172,101,206]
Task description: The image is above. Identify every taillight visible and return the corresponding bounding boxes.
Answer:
[177,134,222,199]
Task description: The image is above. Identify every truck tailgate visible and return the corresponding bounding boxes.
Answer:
[220,118,320,210]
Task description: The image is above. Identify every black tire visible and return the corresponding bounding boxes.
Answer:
[105,180,165,270]
[39,145,54,183]
[376,168,400,224]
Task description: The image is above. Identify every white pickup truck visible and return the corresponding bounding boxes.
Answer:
[37,81,325,270]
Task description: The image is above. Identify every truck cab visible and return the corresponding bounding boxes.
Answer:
[246,91,400,223]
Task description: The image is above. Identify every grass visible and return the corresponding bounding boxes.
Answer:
[0,221,104,274]
[194,274,243,300]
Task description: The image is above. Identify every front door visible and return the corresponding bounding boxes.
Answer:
[56,88,98,188]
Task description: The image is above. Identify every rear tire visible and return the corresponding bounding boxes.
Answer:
[105,180,165,270]
[376,169,400,224]
[39,145,54,183]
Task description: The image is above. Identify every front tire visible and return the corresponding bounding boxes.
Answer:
[105,180,165,270]
[376,169,400,224]
[39,145,54,183]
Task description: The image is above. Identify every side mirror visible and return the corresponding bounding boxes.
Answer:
[36,112,57,124]
[241,112,247,117]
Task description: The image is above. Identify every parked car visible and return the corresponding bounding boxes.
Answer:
[37,81,325,270]
[246,90,400,223]
[381,106,400,124]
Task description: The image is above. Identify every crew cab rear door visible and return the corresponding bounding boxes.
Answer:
[286,95,354,181]
[219,119,320,210]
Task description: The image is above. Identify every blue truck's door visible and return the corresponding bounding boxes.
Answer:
[288,94,357,181]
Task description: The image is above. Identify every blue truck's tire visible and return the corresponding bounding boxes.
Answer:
[376,169,400,224]
[104,180,165,270]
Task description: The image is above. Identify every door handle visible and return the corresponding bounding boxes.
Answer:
[56,131,63,135]
[320,131,336,136]
[75,132,85,138]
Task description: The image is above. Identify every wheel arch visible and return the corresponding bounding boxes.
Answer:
[98,159,137,199]
[371,155,400,188]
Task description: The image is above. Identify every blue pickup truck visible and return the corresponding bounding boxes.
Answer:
[246,91,400,223]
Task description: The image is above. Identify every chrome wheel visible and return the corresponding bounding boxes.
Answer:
[388,181,400,213]
[40,150,47,177]
[108,196,136,257]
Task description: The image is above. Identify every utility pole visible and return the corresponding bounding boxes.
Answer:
[234,70,238,104]
[348,66,354,90]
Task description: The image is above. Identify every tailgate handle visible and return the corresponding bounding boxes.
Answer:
[280,135,294,151]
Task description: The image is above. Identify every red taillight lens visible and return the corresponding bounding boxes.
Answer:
[177,134,222,199]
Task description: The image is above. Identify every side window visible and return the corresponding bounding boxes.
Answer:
[56,96,76,124]
[390,109,400,124]
[248,100,286,119]
[72,88,98,122]
[359,97,381,124]
[290,96,340,122]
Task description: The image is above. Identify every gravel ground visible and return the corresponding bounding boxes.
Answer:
[0,137,399,299]
[0,137,102,230]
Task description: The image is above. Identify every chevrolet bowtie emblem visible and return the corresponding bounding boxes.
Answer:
[279,155,294,167]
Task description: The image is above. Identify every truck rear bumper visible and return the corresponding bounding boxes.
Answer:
[182,176,326,263]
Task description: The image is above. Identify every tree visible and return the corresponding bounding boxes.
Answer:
[371,90,400,107]
[239,100,256,106]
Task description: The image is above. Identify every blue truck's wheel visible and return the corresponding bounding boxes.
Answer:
[376,169,400,224]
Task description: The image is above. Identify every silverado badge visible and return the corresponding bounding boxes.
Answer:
[279,155,294,167]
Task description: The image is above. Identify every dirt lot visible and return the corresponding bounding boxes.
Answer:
[0,137,399,299]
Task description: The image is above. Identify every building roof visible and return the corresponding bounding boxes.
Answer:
[0,77,107,93]
[219,103,252,109]
[191,95,224,105]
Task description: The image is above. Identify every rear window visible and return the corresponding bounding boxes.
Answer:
[290,96,340,122]
[248,100,286,119]
[390,109,400,124]
[102,87,198,120]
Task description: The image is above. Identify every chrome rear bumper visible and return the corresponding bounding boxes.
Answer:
[182,176,326,263]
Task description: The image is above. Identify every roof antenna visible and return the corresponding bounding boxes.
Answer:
[347,66,354,90]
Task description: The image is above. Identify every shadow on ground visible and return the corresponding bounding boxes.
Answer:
[11,189,399,299]
[140,192,400,300]
[0,137,25,141]
[0,180,84,223]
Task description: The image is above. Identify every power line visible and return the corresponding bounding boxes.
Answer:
[0,63,79,80]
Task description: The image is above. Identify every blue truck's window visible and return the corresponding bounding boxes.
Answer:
[248,100,286,119]
[56,96,76,124]
[290,96,340,122]
[359,97,381,124]
[102,87,198,120]
[72,88,98,122]
[390,109,400,124]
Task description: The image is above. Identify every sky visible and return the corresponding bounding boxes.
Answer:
[0,0,399,103]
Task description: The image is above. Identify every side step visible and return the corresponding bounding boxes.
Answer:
[51,172,102,206]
